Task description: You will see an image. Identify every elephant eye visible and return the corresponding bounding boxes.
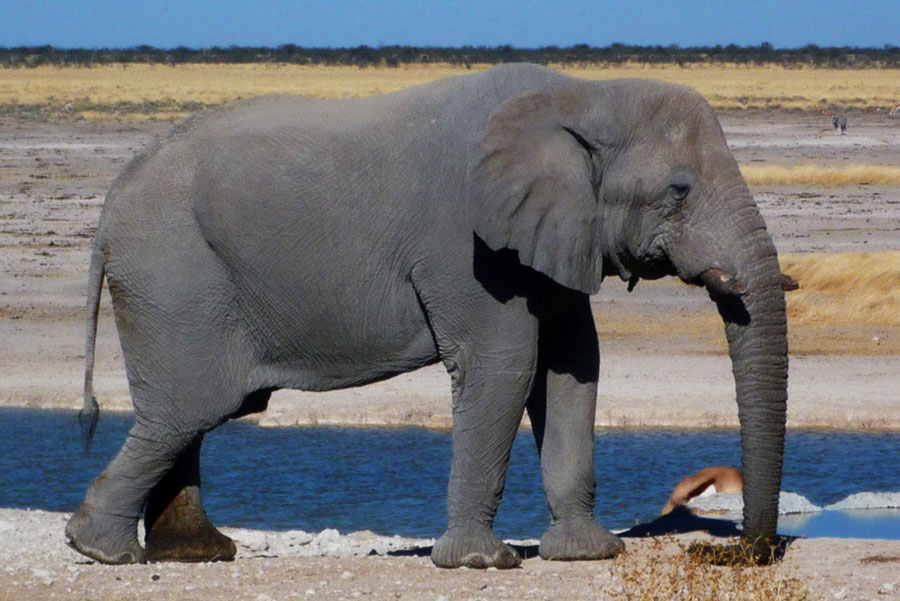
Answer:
[669,183,690,201]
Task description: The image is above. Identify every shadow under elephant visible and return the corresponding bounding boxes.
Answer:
[388,507,795,564]
[387,508,744,559]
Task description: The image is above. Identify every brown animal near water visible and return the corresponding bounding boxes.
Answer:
[661,466,744,515]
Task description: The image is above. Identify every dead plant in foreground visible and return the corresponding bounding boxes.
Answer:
[609,537,815,601]
[861,554,900,564]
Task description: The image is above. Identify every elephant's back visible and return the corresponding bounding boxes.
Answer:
[168,62,575,141]
[107,62,576,192]
[98,63,582,260]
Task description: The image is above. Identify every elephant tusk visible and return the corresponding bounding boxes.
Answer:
[780,273,800,292]
[700,268,747,297]
[699,269,797,296]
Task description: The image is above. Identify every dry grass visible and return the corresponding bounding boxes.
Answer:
[1,63,899,120]
[610,538,814,601]
[773,251,900,355]
[741,164,900,187]
[596,252,900,356]
[0,63,472,120]
[861,554,900,564]
[780,252,900,327]
[562,63,900,112]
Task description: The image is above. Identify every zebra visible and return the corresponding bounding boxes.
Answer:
[832,114,848,134]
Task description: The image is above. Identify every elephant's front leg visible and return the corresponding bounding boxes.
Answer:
[431,339,538,569]
[144,435,237,562]
[527,299,624,561]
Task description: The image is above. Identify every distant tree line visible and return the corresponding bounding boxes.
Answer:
[3,43,900,68]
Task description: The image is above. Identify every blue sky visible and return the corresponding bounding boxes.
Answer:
[1,1,897,50]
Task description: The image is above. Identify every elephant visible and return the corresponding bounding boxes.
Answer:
[661,466,744,515]
[66,63,791,569]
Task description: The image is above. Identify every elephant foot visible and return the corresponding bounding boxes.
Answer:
[144,487,236,563]
[145,526,236,563]
[539,517,624,561]
[65,504,145,564]
[431,525,522,569]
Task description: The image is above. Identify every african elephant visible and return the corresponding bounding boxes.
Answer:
[66,63,790,569]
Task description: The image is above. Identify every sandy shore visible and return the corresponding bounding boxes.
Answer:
[1,508,899,601]
[1,110,899,599]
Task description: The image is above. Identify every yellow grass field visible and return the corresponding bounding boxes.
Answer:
[1,63,899,121]
[780,251,900,327]
[740,164,900,187]
[597,252,900,356]
[780,251,900,355]
[2,64,898,186]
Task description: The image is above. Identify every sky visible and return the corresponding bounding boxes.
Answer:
[1,0,897,50]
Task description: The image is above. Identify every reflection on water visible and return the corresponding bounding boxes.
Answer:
[0,408,897,539]
[780,509,900,539]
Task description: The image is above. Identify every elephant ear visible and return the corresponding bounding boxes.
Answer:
[469,88,604,294]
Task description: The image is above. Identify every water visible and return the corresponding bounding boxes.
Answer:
[0,408,897,540]
[779,510,900,539]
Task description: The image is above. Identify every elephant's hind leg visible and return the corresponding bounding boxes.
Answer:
[144,436,237,562]
[144,390,271,562]
[67,244,253,564]
[66,419,197,564]
[65,477,145,565]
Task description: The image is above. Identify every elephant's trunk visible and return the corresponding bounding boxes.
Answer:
[711,225,789,553]
[668,174,789,556]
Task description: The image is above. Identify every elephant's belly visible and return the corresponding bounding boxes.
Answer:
[244,284,442,392]
[251,335,441,392]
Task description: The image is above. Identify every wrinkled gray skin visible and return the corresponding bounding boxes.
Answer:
[67,64,788,569]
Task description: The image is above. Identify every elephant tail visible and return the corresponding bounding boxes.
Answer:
[80,241,105,452]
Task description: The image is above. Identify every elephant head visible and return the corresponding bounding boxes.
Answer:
[469,79,789,556]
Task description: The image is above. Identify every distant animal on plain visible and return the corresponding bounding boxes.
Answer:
[832,114,848,134]
[661,466,744,515]
[889,104,900,118]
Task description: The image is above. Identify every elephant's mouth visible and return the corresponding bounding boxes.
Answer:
[619,260,676,291]
[613,244,679,291]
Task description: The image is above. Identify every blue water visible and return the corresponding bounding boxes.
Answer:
[779,510,900,539]
[0,408,897,540]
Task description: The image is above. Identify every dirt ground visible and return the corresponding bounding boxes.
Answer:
[1,109,899,599]
[2,507,900,601]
